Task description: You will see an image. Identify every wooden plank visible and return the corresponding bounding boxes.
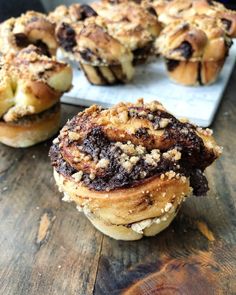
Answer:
[93,70,236,295]
[0,105,103,295]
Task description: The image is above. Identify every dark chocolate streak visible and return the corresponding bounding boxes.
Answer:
[14,34,50,56]
[166,59,180,72]
[15,33,30,47]
[57,23,76,52]
[197,62,203,86]
[221,18,232,32]
[174,41,193,59]
[49,109,217,196]
[79,4,98,20]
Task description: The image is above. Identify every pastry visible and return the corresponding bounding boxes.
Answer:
[156,16,232,86]
[49,99,222,240]
[0,11,57,56]
[52,4,98,61]
[77,18,134,85]
[142,0,236,37]
[0,45,72,148]
[92,0,162,64]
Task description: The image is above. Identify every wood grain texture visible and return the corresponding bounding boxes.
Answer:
[1,69,236,295]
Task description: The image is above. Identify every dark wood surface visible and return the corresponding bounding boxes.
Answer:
[1,69,236,295]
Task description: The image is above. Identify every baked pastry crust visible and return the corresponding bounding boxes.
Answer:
[78,18,134,84]
[0,11,57,56]
[156,16,232,85]
[143,0,236,37]
[0,104,61,148]
[0,45,72,147]
[50,99,222,240]
[92,1,161,63]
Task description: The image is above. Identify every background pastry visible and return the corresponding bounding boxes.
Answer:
[0,45,72,148]
[50,99,222,240]
[0,11,57,56]
[50,3,98,61]
[77,18,134,85]
[92,0,161,64]
[156,16,232,86]
[142,0,236,37]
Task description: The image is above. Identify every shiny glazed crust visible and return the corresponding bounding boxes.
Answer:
[50,99,222,240]
[0,11,57,56]
[0,105,60,148]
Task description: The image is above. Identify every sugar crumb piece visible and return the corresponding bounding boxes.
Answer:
[53,137,59,144]
[68,131,81,141]
[96,158,110,169]
[72,171,83,182]
[89,173,96,180]
[164,202,173,212]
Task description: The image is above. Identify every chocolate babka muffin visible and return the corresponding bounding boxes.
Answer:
[156,15,232,86]
[142,0,236,37]
[92,0,162,64]
[50,3,98,61]
[49,99,222,240]
[0,45,72,147]
[0,11,57,56]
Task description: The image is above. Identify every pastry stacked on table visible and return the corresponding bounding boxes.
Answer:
[49,99,222,240]
[49,0,234,86]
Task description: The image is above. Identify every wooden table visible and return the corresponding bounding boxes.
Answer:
[1,70,236,295]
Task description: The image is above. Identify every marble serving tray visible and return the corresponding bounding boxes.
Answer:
[61,41,236,127]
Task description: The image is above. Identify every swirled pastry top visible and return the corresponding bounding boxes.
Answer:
[49,4,98,25]
[156,16,232,61]
[0,45,72,122]
[50,99,222,196]
[91,1,161,50]
[0,11,57,56]
[70,17,134,69]
[142,0,236,37]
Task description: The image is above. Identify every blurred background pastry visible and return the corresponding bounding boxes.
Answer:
[0,11,57,56]
[0,45,72,147]
[50,99,222,240]
[156,16,232,85]
[91,0,162,64]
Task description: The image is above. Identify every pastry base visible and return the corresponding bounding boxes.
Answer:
[0,105,60,148]
[79,63,130,85]
[87,210,177,241]
[165,58,225,86]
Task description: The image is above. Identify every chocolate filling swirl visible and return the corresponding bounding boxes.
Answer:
[49,105,218,196]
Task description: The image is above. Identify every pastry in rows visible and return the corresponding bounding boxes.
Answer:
[91,0,162,64]
[156,15,232,85]
[49,99,221,240]
[0,45,72,147]
[0,11,57,56]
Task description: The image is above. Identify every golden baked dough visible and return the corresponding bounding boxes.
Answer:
[92,0,161,63]
[156,16,232,85]
[77,19,134,84]
[50,99,222,240]
[142,0,236,37]
[0,11,57,56]
[0,45,72,147]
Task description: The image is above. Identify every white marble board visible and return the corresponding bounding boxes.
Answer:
[61,41,236,127]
